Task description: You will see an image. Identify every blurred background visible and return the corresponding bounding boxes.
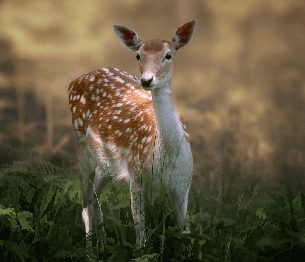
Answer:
[0,0,305,193]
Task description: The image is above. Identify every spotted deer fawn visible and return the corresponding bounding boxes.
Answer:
[69,19,196,249]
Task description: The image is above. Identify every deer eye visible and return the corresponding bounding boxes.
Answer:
[165,53,172,60]
[136,54,141,61]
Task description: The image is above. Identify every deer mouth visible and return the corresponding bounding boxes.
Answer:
[142,86,154,91]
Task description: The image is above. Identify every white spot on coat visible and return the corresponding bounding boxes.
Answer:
[114,76,125,84]
[80,95,86,105]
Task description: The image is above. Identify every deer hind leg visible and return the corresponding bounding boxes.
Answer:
[130,176,146,248]
[92,165,110,246]
[79,146,99,248]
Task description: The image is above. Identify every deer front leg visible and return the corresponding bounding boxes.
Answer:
[130,177,146,249]
[172,169,192,233]
[174,190,190,232]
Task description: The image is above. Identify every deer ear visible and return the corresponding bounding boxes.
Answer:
[171,19,197,55]
[114,25,142,51]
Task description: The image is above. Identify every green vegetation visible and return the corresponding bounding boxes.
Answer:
[0,159,304,261]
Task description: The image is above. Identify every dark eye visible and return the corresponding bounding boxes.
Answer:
[136,54,141,61]
[165,53,171,60]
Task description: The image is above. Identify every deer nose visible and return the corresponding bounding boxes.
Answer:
[140,76,153,87]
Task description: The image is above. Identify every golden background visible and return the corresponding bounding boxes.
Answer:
[0,0,304,192]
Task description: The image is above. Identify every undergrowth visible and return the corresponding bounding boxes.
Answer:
[0,158,305,261]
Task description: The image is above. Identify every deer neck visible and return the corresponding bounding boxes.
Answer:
[151,82,185,155]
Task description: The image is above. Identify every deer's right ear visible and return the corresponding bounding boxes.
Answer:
[113,25,142,51]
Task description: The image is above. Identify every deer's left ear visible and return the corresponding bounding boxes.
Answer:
[171,19,197,55]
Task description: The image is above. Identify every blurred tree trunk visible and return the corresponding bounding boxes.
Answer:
[45,95,53,149]
[15,61,26,152]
